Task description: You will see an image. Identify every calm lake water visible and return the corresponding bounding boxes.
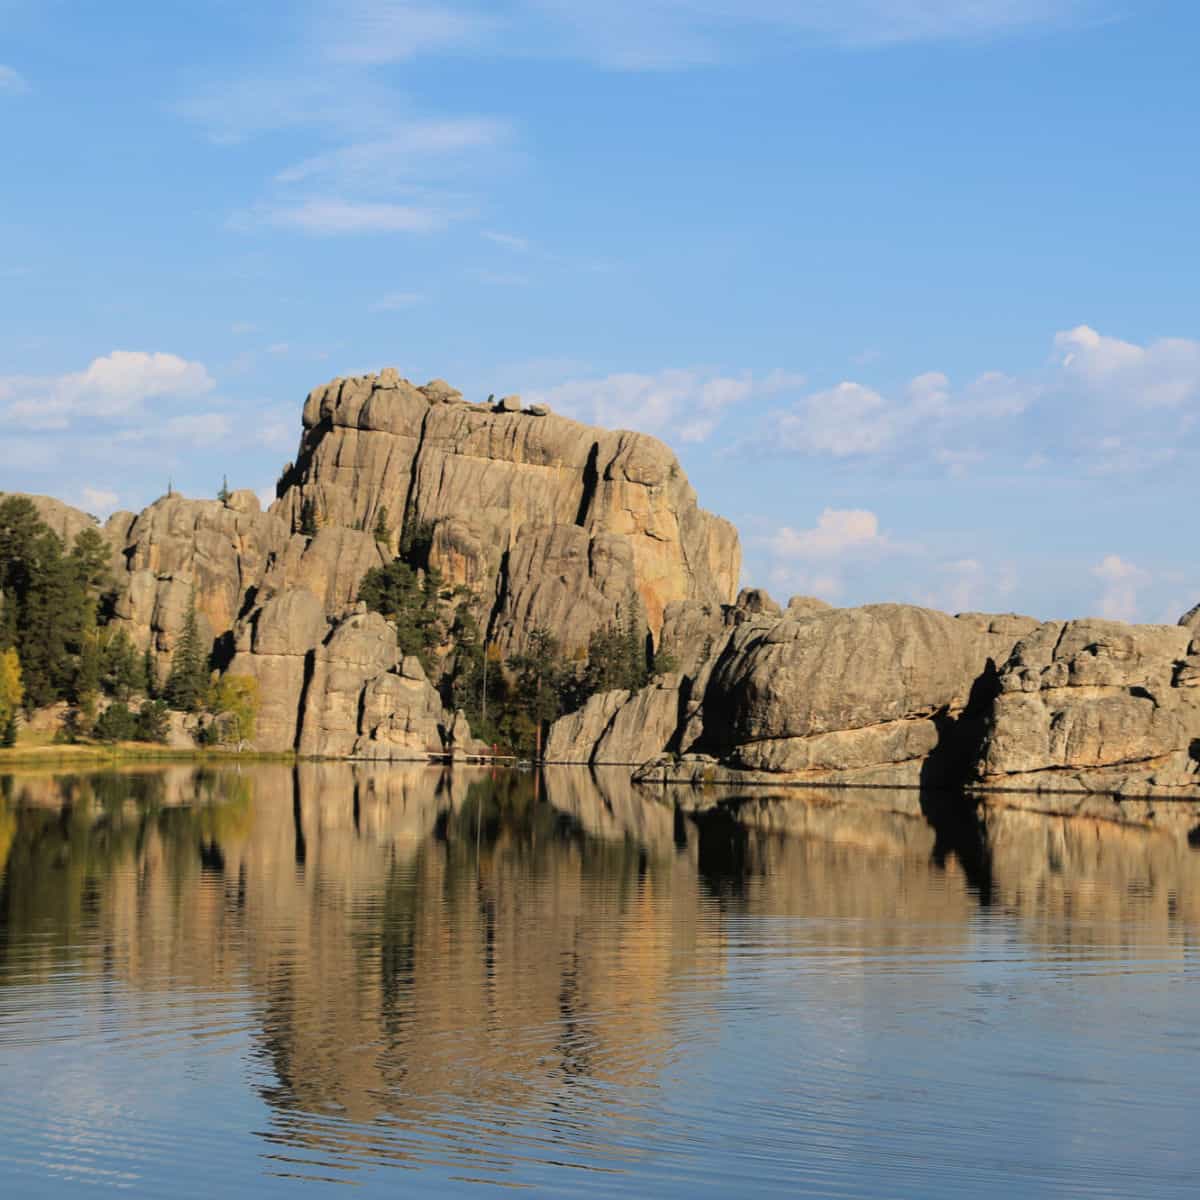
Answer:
[1,764,1199,1197]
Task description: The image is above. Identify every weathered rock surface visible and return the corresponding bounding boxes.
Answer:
[973,617,1200,796]
[271,371,740,656]
[545,674,686,765]
[226,589,329,753]
[581,602,1042,788]
[2,492,107,550]
[294,611,437,760]
[104,496,385,680]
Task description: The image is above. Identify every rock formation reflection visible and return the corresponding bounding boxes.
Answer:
[2,766,1200,1182]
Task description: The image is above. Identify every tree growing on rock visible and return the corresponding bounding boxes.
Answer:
[164,590,209,712]
[372,506,392,547]
[357,558,445,674]
[299,497,319,537]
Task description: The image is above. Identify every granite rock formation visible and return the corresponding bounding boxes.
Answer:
[972,617,1200,796]
[558,601,1041,786]
[270,371,741,656]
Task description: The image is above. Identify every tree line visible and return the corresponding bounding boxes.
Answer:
[356,541,676,758]
[0,496,256,749]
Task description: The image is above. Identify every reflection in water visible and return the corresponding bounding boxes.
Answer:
[1,766,1200,1197]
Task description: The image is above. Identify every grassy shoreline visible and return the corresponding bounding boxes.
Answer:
[0,742,296,768]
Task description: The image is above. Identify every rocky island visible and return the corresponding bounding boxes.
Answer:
[5,368,1200,804]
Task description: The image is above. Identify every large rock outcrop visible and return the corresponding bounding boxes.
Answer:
[545,674,686,765]
[565,603,1040,787]
[973,617,1200,796]
[106,493,386,679]
[271,371,740,656]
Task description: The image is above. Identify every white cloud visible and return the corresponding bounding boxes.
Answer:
[275,118,509,185]
[1055,324,1200,408]
[164,413,233,442]
[527,367,800,442]
[773,381,894,456]
[765,508,890,560]
[256,407,298,452]
[1092,554,1150,622]
[253,200,451,235]
[80,487,120,516]
[753,324,1200,474]
[2,351,215,430]
[0,65,28,94]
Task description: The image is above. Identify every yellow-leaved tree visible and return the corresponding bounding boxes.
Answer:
[207,674,259,751]
[0,648,24,747]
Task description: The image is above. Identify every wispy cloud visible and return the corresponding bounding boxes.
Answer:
[275,118,510,186]
[2,351,215,430]
[760,506,909,603]
[80,487,120,516]
[320,0,494,64]
[528,367,803,443]
[1092,553,1150,622]
[483,230,530,252]
[749,324,1200,477]
[243,199,453,235]
[518,0,1102,68]
[0,65,28,94]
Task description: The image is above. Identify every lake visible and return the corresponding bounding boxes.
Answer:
[1,763,1198,1197]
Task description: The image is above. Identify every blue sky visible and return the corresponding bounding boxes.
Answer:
[2,0,1198,624]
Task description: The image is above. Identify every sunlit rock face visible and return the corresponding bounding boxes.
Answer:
[975,617,1200,796]
[271,371,741,657]
[562,604,1040,785]
[24,370,734,756]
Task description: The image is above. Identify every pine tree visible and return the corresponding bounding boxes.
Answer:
[164,590,209,712]
[142,645,159,700]
[299,497,318,537]
[218,475,232,504]
[373,505,391,547]
[101,627,144,700]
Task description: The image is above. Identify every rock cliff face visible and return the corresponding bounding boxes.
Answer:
[554,600,1041,787]
[25,366,1200,793]
[33,369,735,758]
[271,371,740,655]
[973,617,1200,796]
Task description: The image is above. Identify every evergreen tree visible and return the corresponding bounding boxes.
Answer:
[101,627,144,700]
[142,645,159,699]
[134,700,170,743]
[506,628,568,757]
[94,702,136,743]
[299,497,318,537]
[74,629,102,705]
[372,505,391,547]
[164,590,209,712]
[218,475,232,504]
[357,558,444,673]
